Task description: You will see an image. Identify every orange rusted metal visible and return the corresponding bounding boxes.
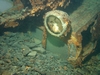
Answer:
[0,0,70,28]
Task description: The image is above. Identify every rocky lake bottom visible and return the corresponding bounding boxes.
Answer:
[0,31,100,75]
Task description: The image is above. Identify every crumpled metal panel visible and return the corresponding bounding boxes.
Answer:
[68,13,100,67]
[0,0,70,27]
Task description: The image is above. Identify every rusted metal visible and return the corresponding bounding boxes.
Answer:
[42,0,100,67]
[0,0,100,67]
[0,0,70,27]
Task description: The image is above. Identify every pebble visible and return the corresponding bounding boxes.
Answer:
[0,31,100,75]
[34,38,41,44]
[33,47,46,53]
[0,60,4,64]
[28,51,37,57]
[15,54,24,60]
[21,45,31,56]
[25,42,38,48]
[96,53,100,60]
[63,66,68,71]
[2,70,12,75]
[4,59,12,63]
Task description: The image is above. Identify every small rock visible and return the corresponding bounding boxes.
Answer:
[4,53,11,58]
[15,54,24,60]
[10,66,18,73]
[0,60,4,64]
[96,53,100,60]
[12,41,19,46]
[2,70,12,75]
[46,72,62,75]
[21,45,31,56]
[13,57,19,62]
[4,59,11,63]
[28,51,37,57]
[34,38,41,44]
[25,42,38,48]
[33,47,46,53]
[16,61,24,66]
[63,66,68,71]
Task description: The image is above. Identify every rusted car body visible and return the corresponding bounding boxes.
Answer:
[0,0,100,67]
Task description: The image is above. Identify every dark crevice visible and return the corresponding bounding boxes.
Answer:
[0,14,44,36]
[82,39,100,64]
[81,23,100,63]
[81,23,93,48]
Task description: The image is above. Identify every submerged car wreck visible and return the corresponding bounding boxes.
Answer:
[0,0,100,67]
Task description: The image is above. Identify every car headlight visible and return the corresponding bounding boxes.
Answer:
[44,10,71,37]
